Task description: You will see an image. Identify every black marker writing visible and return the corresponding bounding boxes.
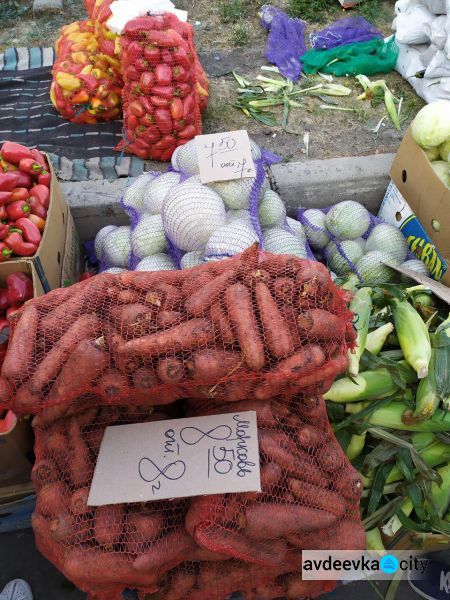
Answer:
[180,424,233,445]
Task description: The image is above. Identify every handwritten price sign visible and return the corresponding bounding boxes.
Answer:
[88,412,261,506]
[195,130,257,184]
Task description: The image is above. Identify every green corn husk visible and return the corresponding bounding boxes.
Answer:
[434,314,450,408]
[407,350,439,423]
[386,439,450,484]
[368,403,450,432]
[425,462,450,517]
[366,322,394,356]
[324,362,416,403]
[346,432,367,460]
[382,498,414,537]
[392,299,431,379]
[365,527,385,550]
[348,287,373,377]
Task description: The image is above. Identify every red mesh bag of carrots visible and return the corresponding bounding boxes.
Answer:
[30,398,364,600]
[0,245,354,416]
[116,13,207,161]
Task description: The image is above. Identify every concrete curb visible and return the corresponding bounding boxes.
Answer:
[62,153,395,240]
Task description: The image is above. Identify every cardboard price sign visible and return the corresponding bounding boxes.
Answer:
[88,412,261,506]
[195,130,257,184]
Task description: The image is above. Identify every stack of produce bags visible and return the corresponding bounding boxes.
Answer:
[0,245,365,600]
[95,139,311,272]
[393,0,450,102]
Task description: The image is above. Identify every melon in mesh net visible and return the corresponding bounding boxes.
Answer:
[142,172,181,215]
[131,214,166,260]
[95,225,118,261]
[263,226,307,258]
[180,251,204,269]
[102,226,132,268]
[204,220,259,259]
[324,239,364,276]
[122,173,157,216]
[135,253,176,271]
[258,189,286,227]
[325,201,371,240]
[207,177,267,210]
[302,208,330,249]
[162,181,226,252]
[356,251,399,285]
[365,223,409,263]
[285,217,307,245]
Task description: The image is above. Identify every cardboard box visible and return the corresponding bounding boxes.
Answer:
[388,128,450,286]
[0,260,45,299]
[61,209,82,288]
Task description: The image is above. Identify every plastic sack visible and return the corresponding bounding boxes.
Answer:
[425,49,450,77]
[2,245,355,417]
[30,396,364,600]
[116,14,207,160]
[51,20,122,123]
[310,16,382,50]
[302,37,399,77]
[395,0,423,13]
[259,5,306,81]
[424,0,447,13]
[423,16,447,50]
[392,6,435,45]
[446,9,450,60]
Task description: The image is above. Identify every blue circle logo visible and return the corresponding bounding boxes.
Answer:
[380,555,399,574]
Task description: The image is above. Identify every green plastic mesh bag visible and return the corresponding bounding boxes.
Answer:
[302,37,399,77]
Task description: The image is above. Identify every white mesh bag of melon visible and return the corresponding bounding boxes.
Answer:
[162,180,226,252]
[430,161,450,187]
[135,253,176,271]
[301,208,330,250]
[324,239,364,276]
[102,267,127,274]
[131,214,166,260]
[356,251,400,285]
[142,172,182,215]
[121,173,158,218]
[207,177,268,210]
[440,140,450,162]
[101,226,132,269]
[365,223,409,263]
[204,220,259,259]
[180,251,204,269]
[172,138,262,176]
[285,217,306,245]
[263,226,307,258]
[325,201,371,240]
[258,189,286,227]
[95,225,118,262]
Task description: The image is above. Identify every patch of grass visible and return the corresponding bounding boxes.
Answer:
[287,0,335,23]
[232,24,250,46]
[355,0,388,26]
[0,0,30,24]
[220,0,247,24]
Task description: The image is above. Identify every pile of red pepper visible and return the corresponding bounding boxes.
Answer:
[0,272,33,367]
[117,13,208,161]
[0,142,50,259]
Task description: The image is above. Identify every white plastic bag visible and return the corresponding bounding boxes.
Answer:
[393,6,435,44]
[421,43,439,66]
[445,8,450,59]
[394,0,425,14]
[425,49,450,76]
[423,15,448,49]
[424,0,447,13]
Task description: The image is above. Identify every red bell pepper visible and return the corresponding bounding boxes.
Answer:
[170,97,183,121]
[14,218,41,246]
[6,201,30,221]
[0,290,9,313]
[9,188,29,202]
[0,157,18,173]
[127,41,142,57]
[0,192,12,206]
[0,243,12,262]
[28,197,47,219]
[155,64,172,86]
[140,126,161,144]
[0,206,7,221]
[183,93,196,120]
[176,83,192,98]
[151,86,175,100]
[129,144,150,160]
[140,71,155,93]
[18,158,44,176]
[0,172,20,192]
[135,57,149,72]
[143,46,161,66]
[29,184,50,209]
[6,306,21,319]
[125,65,140,81]
[127,114,139,130]
[178,124,197,139]
[139,97,154,114]
[151,96,171,108]
[160,146,176,161]
[0,142,33,166]
[15,171,33,188]
[154,108,173,134]
[28,214,46,232]
[30,148,48,169]
[0,224,9,241]
[171,47,192,69]
[4,232,37,257]
[148,29,183,48]
[6,272,33,305]
[77,74,98,91]
[130,82,143,96]
[154,135,177,150]
[172,65,188,82]
[130,101,145,118]
[38,171,51,187]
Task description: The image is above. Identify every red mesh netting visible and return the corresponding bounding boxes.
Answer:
[0,245,364,599]
[1,245,354,415]
[31,399,364,600]
[117,14,207,161]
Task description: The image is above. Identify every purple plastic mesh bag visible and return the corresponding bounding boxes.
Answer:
[260,4,306,81]
[310,16,382,50]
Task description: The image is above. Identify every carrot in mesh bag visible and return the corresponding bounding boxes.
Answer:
[117,14,204,160]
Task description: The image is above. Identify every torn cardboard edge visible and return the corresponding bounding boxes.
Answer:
[383,261,450,305]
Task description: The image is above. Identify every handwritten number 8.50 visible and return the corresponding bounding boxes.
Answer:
[209,446,235,476]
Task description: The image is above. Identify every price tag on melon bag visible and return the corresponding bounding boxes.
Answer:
[88,411,261,506]
[195,130,257,184]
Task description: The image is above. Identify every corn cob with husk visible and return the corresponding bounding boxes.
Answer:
[366,322,394,355]
[392,298,431,379]
[434,314,450,409]
[347,287,373,377]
